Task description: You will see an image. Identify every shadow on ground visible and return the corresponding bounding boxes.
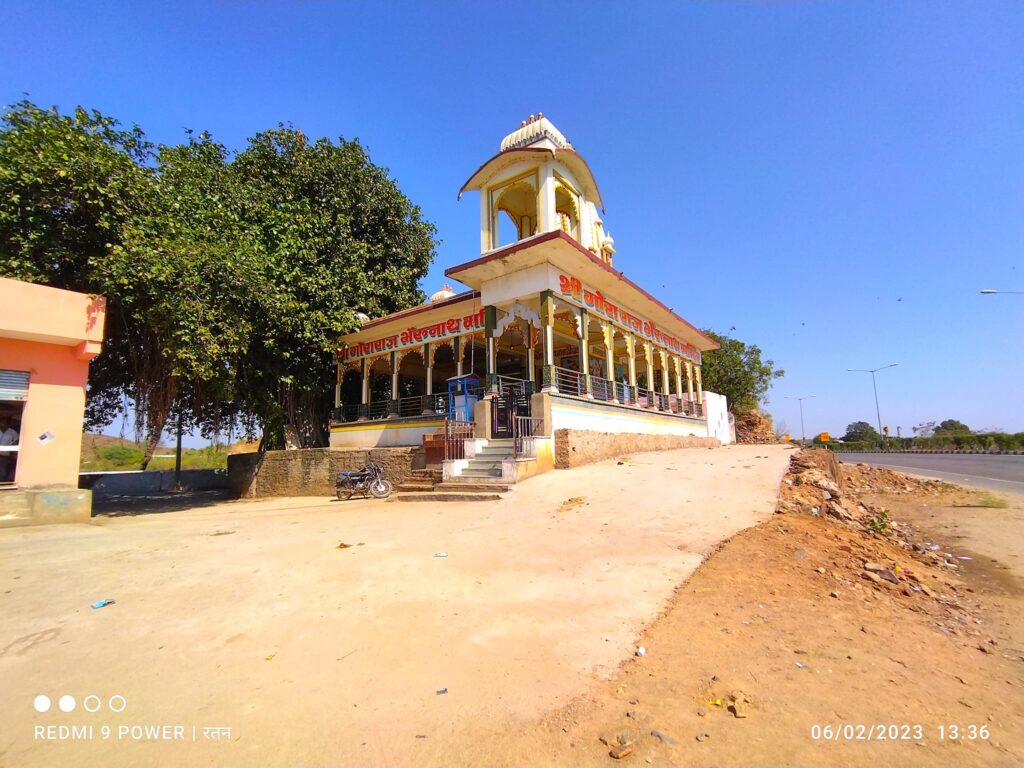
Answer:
[91,489,229,517]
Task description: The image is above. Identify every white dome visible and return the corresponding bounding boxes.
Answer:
[430,284,456,302]
[500,113,572,152]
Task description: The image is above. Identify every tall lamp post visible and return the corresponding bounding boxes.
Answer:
[785,395,815,446]
[847,363,898,438]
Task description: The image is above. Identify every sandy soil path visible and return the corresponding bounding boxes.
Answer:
[0,445,788,768]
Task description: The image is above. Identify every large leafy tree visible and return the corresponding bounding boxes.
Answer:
[842,421,879,443]
[229,127,435,447]
[0,102,437,462]
[699,327,784,413]
[934,419,971,435]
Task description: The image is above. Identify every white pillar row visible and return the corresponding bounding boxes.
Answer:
[695,365,703,404]
[686,361,695,402]
[660,351,670,397]
[674,356,684,402]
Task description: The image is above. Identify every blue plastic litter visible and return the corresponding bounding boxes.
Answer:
[91,599,115,609]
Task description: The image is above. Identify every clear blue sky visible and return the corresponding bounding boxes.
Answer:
[3,1,1022,440]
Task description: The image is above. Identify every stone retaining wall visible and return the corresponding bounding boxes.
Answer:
[227,448,416,499]
[553,429,719,469]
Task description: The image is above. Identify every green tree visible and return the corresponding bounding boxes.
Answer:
[843,421,879,443]
[228,126,436,447]
[699,327,784,413]
[0,102,437,459]
[934,419,971,435]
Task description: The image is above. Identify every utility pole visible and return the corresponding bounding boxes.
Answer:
[784,395,816,446]
[174,409,183,491]
[847,364,898,439]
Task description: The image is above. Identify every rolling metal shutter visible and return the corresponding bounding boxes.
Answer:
[0,370,29,401]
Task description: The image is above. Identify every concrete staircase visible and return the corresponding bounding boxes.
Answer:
[458,438,515,480]
[391,463,508,503]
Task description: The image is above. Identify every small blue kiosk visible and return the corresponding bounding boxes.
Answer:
[446,373,481,422]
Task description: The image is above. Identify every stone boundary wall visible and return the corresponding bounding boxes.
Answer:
[554,429,719,469]
[80,468,226,495]
[227,448,416,499]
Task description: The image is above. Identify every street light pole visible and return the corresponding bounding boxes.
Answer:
[847,363,898,438]
[784,395,815,446]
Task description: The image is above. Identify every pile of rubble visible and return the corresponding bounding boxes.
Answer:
[775,449,991,643]
[776,449,952,537]
[734,410,778,444]
[841,460,952,497]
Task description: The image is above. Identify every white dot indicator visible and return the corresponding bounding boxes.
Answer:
[33,695,51,713]
[84,695,101,713]
[58,695,76,713]
[109,695,126,713]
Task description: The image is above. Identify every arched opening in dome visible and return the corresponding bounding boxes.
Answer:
[488,169,539,249]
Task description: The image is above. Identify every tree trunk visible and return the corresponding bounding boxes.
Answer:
[138,422,164,470]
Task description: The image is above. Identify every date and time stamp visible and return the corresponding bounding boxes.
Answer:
[810,723,991,742]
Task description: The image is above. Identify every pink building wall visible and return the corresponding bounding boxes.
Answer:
[0,277,106,489]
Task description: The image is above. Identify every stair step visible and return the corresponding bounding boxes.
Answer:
[435,482,510,492]
[395,483,436,492]
[460,470,502,478]
[391,493,503,503]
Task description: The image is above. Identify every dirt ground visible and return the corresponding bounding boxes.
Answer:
[492,455,1024,767]
[0,445,788,768]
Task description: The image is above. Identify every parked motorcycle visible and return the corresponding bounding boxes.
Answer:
[336,462,393,500]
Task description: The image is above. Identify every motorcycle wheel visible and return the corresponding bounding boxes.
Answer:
[369,479,393,499]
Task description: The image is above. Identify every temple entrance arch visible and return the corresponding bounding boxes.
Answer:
[462,332,486,380]
[397,350,426,416]
[367,356,392,418]
[430,343,457,394]
[339,366,361,419]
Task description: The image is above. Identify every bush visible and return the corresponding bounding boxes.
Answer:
[98,445,143,464]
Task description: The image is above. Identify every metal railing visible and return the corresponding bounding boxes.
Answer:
[589,376,614,402]
[494,374,533,396]
[553,366,586,396]
[444,413,474,461]
[513,415,545,458]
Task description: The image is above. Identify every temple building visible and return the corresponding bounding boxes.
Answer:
[332,115,732,479]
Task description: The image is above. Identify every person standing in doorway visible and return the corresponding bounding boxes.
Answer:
[0,416,19,482]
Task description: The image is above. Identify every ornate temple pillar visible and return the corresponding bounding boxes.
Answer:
[603,323,615,401]
[695,365,704,406]
[422,342,433,414]
[660,350,670,406]
[454,335,464,377]
[644,342,655,406]
[540,290,556,392]
[674,356,685,412]
[578,309,591,397]
[527,325,536,384]
[389,351,400,417]
[485,305,497,394]
[358,358,369,420]
[626,335,637,406]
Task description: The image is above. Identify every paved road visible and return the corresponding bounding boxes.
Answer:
[837,452,1024,493]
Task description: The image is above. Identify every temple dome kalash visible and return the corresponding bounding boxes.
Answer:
[429,284,456,303]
